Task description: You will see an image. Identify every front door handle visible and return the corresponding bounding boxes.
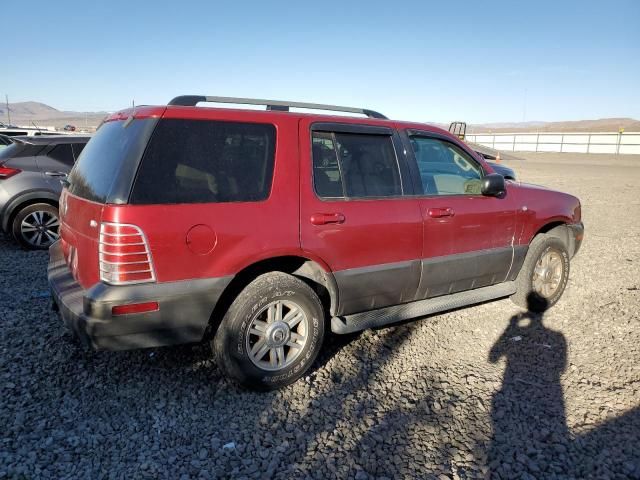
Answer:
[310,213,346,225]
[45,171,68,177]
[427,207,455,218]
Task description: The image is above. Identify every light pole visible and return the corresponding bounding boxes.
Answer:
[5,95,11,125]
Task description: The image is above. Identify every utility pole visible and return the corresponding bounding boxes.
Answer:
[5,95,11,125]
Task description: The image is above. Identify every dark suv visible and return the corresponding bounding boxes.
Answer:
[48,96,583,390]
[0,135,90,249]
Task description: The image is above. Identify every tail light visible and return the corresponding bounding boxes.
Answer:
[99,222,156,285]
[0,166,21,179]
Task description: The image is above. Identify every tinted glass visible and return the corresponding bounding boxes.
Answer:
[410,136,483,195]
[48,144,75,167]
[0,143,44,161]
[336,133,401,198]
[131,119,276,204]
[71,143,86,162]
[68,119,156,203]
[312,132,344,198]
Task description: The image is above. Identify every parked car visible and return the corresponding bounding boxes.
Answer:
[0,135,90,249]
[0,134,12,150]
[48,96,583,390]
[483,159,516,180]
[448,121,516,180]
[63,124,76,132]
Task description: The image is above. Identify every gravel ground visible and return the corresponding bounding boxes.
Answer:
[1,153,639,479]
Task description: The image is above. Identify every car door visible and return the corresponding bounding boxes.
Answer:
[38,143,84,192]
[299,120,424,315]
[401,129,517,298]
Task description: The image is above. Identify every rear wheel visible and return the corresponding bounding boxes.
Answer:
[511,234,570,312]
[12,203,60,250]
[213,272,325,390]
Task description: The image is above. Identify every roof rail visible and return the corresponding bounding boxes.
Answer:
[167,95,388,119]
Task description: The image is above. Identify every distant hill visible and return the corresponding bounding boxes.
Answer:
[1,101,638,133]
[0,101,108,129]
[468,118,640,133]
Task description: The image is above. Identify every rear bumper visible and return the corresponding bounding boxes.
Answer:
[47,241,232,350]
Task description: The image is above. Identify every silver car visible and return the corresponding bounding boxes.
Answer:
[0,135,90,249]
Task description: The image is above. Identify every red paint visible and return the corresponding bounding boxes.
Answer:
[186,224,217,255]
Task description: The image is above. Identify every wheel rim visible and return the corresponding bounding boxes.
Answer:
[532,248,563,298]
[20,210,60,248]
[245,300,309,372]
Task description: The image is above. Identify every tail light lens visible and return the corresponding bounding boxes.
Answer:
[99,222,156,285]
[0,166,21,179]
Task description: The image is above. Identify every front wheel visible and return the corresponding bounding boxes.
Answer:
[213,272,325,390]
[511,234,570,312]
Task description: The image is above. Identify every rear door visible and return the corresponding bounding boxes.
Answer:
[299,119,423,315]
[38,143,82,192]
[401,130,517,298]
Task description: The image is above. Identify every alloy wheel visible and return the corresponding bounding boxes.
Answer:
[20,210,60,248]
[245,300,309,371]
[532,249,564,298]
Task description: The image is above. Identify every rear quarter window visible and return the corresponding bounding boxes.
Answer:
[130,119,276,204]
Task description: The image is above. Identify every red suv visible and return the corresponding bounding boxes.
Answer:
[48,96,583,389]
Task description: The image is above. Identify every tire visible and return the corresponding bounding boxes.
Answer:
[213,272,326,390]
[12,203,60,250]
[511,234,570,312]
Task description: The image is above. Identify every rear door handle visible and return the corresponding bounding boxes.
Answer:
[45,171,68,177]
[310,213,346,225]
[427,207,455,218]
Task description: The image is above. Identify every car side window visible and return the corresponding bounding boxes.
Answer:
[312,132,344,198]
[131,119,276,204]
[47,144,75,167]
[409,136,483,195]
[311,131,402,198]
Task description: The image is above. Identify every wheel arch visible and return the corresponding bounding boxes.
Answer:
[531,220,578,257]
[2,190,59,233]
[206,255,338,339]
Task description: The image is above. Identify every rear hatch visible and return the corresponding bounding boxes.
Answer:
[60,109,161,288]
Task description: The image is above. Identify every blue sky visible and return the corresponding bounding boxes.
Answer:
[2,0,639,123]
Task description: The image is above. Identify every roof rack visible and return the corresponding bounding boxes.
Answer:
[167,95,388,120]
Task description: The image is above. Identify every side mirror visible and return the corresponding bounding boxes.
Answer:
[481,173,506,197]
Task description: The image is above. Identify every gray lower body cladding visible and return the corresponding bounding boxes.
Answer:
[334,246,521,316]
[331,281,517,334]
[48,241,232,350]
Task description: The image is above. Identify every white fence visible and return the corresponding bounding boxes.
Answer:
[465,132,640,155]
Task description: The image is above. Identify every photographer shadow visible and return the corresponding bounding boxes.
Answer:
[488,293,572,478]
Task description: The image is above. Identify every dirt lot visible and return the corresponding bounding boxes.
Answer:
[1,153,639,479]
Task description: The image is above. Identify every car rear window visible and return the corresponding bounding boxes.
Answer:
[67,119,157,203]
[130,119,276,204]
[0,143,45,162]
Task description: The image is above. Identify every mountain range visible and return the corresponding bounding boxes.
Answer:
[1,101,638,132]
